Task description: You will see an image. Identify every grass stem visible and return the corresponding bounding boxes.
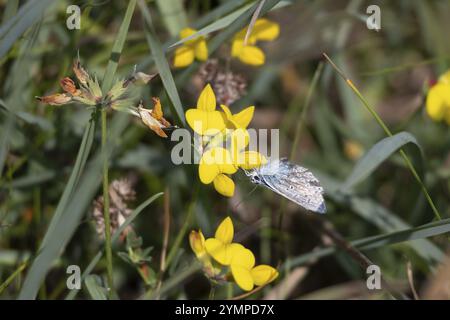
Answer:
[323,53,442,221]
[101,108,114,298]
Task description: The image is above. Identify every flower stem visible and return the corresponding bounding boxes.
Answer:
[165,185,198,269]
[323,52,442,221]
[101,107,114,298]
[208,283,216,300]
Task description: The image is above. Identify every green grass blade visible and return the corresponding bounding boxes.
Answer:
[286,218,450,269]
[2,0,19,24]
[85,275,107,300]
[155,0,187,37]
[318,172,444,265]
[139,0,186,127]
[323,53,442,221]
[18,113,130,300]
[101,0,137,93]
[208,0,281,53]
[40,117,96,248]
[343,132,423,190]
[193,0,249,29]
[169,2,255,48]
[0,262,27,295]
[0,0,55,59]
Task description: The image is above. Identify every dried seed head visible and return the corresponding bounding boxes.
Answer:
[73,59,90,86]
[92,178,136,239]
[36,93,72,105]
[197,59,247,106]
[60,77,80,96]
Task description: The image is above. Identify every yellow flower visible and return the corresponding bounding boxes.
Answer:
[186,84,227,136]
[189,229,208,261]
[426,70,450,124]
[220,105,255,129]
[219,105,267,169]
[229,245,279,292]
[343,140,364,161]
[205,217,244,265]
[189,230,221,277]
[206,104,253,149]
[173,28,208,68]
[231,18,280,66]
[199,147,237,197]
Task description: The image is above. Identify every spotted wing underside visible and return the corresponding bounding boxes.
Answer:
[258,159,326,214]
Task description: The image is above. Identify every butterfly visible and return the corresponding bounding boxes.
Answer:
[244,158,326,214]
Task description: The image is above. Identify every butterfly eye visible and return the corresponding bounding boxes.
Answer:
[252,175,261,184]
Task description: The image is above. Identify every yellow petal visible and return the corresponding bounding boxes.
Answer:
[195,40,208,61]
[231,265,254,291]
[237,151,267,170]
[174,46,195,68]
[216,148,238,174]
[233,106,254,128]
[179,28,202,46]
[186,109,208,134]
[220,105,239,129]
[251,18,280,41]
[239,45,265,66]
[180,27,197,39]
[214,217,234,244]
[189,230,206,258]
[426,83,450,121]
[438,69,450,84]
[205,240,240,266]
[201,147,232,167]
[213,174,235,197]
[197,84,217,111]
[205,238,228,265]
[199,159,219,185]
[233,27,247,41]
[230,245,255,269]
[231,39,244,57]
[220,104,233,120]
[186,109,225,135]
[250,265,279,286]
[229,129,250,162]
[204,111,227,135]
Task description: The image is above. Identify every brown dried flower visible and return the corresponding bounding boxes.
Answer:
[60,77,80,96]
[137,97,172,138]
[92,178,136,239]
[196,59,247,106]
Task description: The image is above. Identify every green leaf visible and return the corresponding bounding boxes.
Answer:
[0,0,56,59]
[209,0,282,53]
[285,218,450,270]
[169,2,255,48]
[85,275,107,300]
[155,0,187,36]
[318,172,444,265]
[40,116,96,249]
[343,132,423,190]
[101,0,137,93]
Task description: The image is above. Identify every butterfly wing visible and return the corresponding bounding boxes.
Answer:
[258,159,326,214]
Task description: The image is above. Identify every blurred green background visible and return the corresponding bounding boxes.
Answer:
[0,0,449,300]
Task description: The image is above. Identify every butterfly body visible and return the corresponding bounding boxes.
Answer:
[245,158,326,214]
